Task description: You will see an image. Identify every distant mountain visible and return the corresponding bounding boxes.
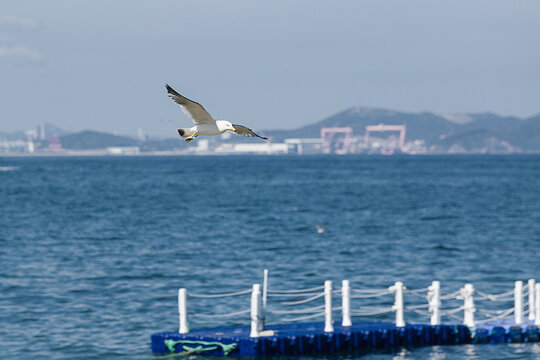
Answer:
[434,129,521,154]
[264,107,458,144]
[457,113,524,133]
[42,122,71,137]
[432,113,539,153]
[500,114,540,151]
[263,108,540,153]
[60,131,139,150]
[0,130,27,140]
[59,130,186,151]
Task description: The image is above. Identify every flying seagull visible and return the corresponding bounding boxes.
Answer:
[165,84,268,143]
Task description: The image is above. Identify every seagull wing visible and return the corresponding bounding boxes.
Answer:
[233,124,268,140]
[166,84,216,125]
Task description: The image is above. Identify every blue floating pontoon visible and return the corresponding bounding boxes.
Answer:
[151,320,540,357]
[152,321,470,356]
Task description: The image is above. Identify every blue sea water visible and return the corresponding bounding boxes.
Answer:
[0,155,539,359]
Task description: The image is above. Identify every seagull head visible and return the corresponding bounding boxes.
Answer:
[218,121,237,133]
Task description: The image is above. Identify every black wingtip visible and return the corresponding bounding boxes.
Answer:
[165,84,178,96]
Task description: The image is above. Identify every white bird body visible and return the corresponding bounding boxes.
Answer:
[316,223,328,234]
[181,121,232,138]
[166,84,267,143]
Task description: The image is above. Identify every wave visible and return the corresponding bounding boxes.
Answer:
[420,215,459,221]
[0,166,19,172]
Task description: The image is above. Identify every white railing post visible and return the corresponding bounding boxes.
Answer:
[528,279,536,321]
[178,288,189,334]
[535,284,540,326]
[394,281,405,327]
[262,269,268,328]
[324,280,334,332]
[341,280,352,327]
[462,283,475,328]
[514,280,523,325]
[461,284,476,327]
[250,284,261,337]
[428,281,441,325]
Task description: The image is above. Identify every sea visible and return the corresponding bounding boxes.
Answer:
[1,155,539,359]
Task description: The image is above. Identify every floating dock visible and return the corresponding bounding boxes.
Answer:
[151,273,540,356]
[152,322,469,356]
[151,320,540,356]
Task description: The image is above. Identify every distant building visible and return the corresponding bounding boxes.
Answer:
[364,124,406,155]
[48,134,62,152]
[321,127,354,154]
[0,140,31,153]
[214,143,288,155]
[25,130,37,153]
[284,138,322,155]
[106,146,140,155]
[137,128,147,142]
[39,123,46,140]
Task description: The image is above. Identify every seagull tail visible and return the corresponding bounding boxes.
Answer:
[177,128,194,139]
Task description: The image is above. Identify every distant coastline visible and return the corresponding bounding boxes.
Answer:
[2,107,539,156]
[2,151,539,158]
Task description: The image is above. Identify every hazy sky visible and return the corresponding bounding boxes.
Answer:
[1,1,539,137]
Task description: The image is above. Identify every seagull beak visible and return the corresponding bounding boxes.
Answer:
[231,127,237,133]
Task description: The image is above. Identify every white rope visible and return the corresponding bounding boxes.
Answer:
[476,296,514,302]
[280,292,324,305]
[440,290,461,300]
[268,285,325,294]
[406,303,430,310]
[406,292,429,299]
[350,289,393,299]
[440,306,465,316]
[267,304,325,315]
[412,309,432,317]
[475,289,514,301]
[193,308,251,318]
[188,289,252,298]
[476,284,530,301]
[350,307,394,316]
[446,312,463,322]
[405,287,430,294]
[352,288,392,294]
[477,308,515,316]
[352,307,392,313]
[281,311,325,322]
[266,292,321,298]
[475,307,515,324]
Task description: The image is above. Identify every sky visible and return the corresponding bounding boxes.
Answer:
[1,1,539,137]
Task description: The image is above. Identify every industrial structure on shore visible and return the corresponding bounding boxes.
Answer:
[1,123,431,156]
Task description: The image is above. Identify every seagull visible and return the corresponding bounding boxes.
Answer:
[316,223,328,234]
[165,84,268,143]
